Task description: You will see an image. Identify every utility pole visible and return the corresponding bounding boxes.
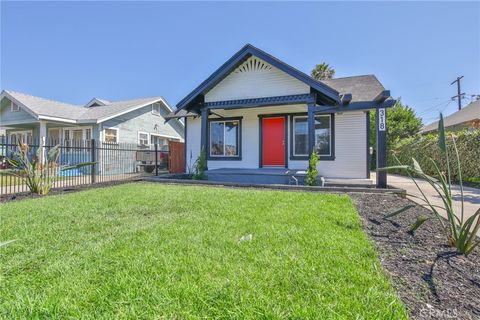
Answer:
[450,76,464,110]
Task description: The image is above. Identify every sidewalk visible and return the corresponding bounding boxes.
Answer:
[372,172,480,224]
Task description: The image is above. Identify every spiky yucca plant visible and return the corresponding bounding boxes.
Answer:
[3,142,95,195]
[380,114,479,255]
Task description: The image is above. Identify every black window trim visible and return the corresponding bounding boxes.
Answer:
[207,116,243,161]
[289,113,335,161]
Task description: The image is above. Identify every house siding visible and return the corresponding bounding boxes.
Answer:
[205,56,310,102]
[101,103,184,144]
[186,107,368,179]
[289,111,368,178]
[0,97,37,124]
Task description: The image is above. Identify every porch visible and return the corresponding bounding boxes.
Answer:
[205,168,374,187]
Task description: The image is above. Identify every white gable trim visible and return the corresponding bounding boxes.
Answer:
[205,56,310,103]
[0,91,40,120]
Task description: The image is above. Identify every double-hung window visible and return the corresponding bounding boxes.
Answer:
[104,128,119,143]
[138,132,149,146]
[209,119,240,158]
[292,114,333,159]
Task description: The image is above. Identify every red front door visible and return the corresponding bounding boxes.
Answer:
[262,117,285,166]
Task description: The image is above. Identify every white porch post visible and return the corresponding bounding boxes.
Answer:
[39,120,47,164]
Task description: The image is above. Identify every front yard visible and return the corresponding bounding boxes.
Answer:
[0,183,407,319]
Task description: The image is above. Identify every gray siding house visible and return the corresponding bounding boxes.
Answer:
[0,90,184,147]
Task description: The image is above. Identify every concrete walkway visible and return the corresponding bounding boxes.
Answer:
[372,172,480,224]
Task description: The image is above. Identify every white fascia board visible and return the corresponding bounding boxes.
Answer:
[150,133,183,140]
[37,115,77,123]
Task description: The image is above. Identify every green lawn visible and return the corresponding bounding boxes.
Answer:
[0,183,407,319]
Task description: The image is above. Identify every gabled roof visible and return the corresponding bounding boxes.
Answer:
[2,90,85,122]
[322,75,386,103]
[78,96,169,122]
[176,44,341,112]
[85,97,111,107]
[1,90,183,126]
[421,100,480,133]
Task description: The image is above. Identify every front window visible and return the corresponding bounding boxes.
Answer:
[314,115,331,156]
[292,114,332,157]
[104,128,118,143]
[209,120,239,157]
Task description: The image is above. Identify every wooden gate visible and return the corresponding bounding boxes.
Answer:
[168,141,185,173]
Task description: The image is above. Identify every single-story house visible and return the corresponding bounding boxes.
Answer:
[167,44,394,187]
[421,99,480,133]
[1,90,185,175]
[0,90,184,147]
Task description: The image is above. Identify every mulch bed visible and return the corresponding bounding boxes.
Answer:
[351,193,480,320]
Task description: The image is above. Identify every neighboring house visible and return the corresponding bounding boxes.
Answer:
[0,90,184,148]
[421,99,480,133]
[167,44,394,186]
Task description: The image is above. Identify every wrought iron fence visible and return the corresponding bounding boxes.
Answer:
[0,137,169,195]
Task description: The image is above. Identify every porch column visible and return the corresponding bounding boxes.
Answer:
[307,103,315,157]
[39,120,47,164]
[376,107,387,188]
[200,107,209,157]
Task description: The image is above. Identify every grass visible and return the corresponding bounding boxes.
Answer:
[0,183,408,319]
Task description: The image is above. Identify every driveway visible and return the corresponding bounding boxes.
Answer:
[372,172,480,226]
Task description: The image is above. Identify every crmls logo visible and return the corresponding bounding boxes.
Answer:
[378,108,386,131]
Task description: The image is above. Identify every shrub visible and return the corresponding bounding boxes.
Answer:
[381,114,479,255]
[391,129,480,182]
[305,151,319,186]
[192,150,207,180]
[3,142,95,195]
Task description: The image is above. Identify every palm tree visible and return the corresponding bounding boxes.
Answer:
[311,63,335,80]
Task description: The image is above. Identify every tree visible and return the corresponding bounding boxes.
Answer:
[311,63,335,80]
[370,99,423,168]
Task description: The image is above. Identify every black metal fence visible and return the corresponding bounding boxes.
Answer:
[0,137,169,195]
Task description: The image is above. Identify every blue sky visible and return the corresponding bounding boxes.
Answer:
[1,1,479,124]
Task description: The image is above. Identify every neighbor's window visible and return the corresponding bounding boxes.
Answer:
[292,115,332,156]
[104,128,118,143]
[152,103,161,115]
[11,102,19,112]
[209,120,239,157]
[138,132,149,145]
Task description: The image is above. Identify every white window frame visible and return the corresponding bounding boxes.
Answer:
[151,103,161,116]
[103,127,119,144]
[209,120,240,157]
[47,128,61,143]
[61,126,93,141]
[138,131,150,146]
[292,115,332,157]
[10,101,20,112]
[9,130,33,143]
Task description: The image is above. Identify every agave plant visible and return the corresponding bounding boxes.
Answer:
[2,142,95,195]
[380,114,480,255]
